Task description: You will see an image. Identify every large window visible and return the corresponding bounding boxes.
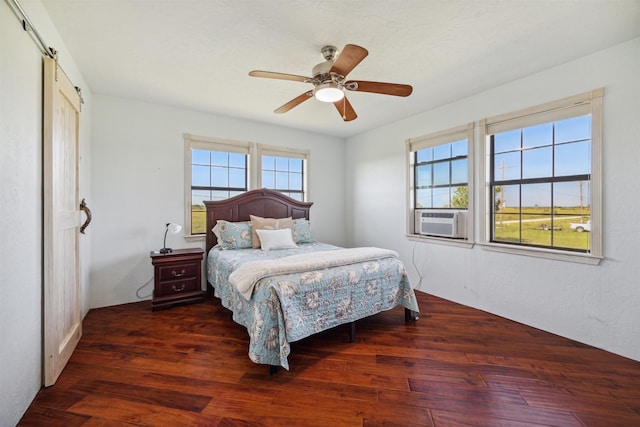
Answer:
[407,123,474,242]
[258,144,309,202]
[184,134,250,236]
[480,89,603,263]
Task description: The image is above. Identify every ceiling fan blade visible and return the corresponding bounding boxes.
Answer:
[330,44,368,77]
[333,96,357,122]
[274,91,314,114]
[249,70,310,83]
[346,80,413,97]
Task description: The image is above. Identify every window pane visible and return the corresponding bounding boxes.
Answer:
[229,168,246,188]
[191,190,210,207]
[451,185,468,209]
[211,151,228,166]
[275,157,289,171]
[451,139,467,157]
[523,123,552,148]
[554,181,590,211]
[416,164,432,187]
[494,152,520,181]
[451,159,467,184]
[522,183,550,211]
[555,115,591,143]
[290,172,302,190]
[290,158,303,173]
[212,166,229,186]
[229,152,245,168]
[192,165,210,186]
[416,188,432,208]
[493,184,520,242]
[433,162,450,186]
[494,129,520,153]
[520,183,553,246]
[499,184,519,212]
[262,170,275,188]
[522,146,552,179]
[433,144,451,161]
[275,171,288,189]
[211,190,230,200]
[417,147,433,163]
[555,140,590,176]
[432,187,450,208]
[262,155,275,170]
[192,149,210,165]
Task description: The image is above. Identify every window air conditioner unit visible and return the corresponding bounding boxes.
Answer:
[415,209,467,238]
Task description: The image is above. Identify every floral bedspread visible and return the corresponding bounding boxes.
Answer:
[207,242,420,370]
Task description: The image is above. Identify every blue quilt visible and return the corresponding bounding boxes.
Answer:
[207,242,420,370]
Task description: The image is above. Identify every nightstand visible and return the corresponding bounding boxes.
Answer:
[149,248,206,311]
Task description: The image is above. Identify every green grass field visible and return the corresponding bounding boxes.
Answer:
[494,207,590,251]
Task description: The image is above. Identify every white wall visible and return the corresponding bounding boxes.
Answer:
[345,38,640,362]
[90,95,346,308]
[0,1,92,425]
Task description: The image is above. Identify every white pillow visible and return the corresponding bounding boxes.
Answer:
[255,228,297,250]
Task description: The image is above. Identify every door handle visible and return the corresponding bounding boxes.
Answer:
[80,198,92,234]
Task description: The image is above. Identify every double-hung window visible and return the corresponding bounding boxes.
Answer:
[184,133,250,236]
[479,89,603,263]
[258,144,309,202]
[407,123,474,243]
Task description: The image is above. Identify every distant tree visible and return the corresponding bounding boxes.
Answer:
[494,186,503,212]
[451,186,468,208]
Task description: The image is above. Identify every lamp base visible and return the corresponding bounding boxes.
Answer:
[159,248,172,254]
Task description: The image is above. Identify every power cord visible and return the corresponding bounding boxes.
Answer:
[136,277,154,299]
[411,241,429,289]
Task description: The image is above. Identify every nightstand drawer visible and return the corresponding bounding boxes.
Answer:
[157,278,198,297]
[158,263,199,281]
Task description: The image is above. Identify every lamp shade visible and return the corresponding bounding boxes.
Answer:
[160,222,182,253]
[167,223,182,234]
[313,82,344,103]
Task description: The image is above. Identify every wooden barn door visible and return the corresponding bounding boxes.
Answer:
[43,56,83,386]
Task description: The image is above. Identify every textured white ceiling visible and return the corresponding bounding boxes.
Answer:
[41,0,640,138]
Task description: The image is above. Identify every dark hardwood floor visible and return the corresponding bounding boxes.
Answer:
[20,291,640,426]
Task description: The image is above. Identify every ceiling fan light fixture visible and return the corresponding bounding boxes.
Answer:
[314,82,344,103]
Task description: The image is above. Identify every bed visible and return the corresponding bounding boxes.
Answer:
[204,189,419,372]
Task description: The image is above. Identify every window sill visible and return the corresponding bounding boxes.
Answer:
[184,234,205,243]
[406,234,474,249]
[477,242,603,265]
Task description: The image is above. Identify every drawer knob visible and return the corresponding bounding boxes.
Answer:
[172,269,186,277]
[172,283,186,292]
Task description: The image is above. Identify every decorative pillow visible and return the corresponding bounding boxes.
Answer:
[215,220,253,249]
[292,218,314,243]
[250,215,293,248]
[256,228,297,250]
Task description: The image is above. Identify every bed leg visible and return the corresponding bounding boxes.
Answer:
[405,308,419,322]
[349,321,356,343]
[269,365,278,375]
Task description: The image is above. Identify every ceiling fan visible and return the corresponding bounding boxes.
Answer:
[249,44,413,122]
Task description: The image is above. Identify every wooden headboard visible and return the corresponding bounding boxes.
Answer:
[203,188,313,255]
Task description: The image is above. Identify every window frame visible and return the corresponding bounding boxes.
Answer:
[257,143,310,202]
[478,89,603,264]
[406,123,474,247]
